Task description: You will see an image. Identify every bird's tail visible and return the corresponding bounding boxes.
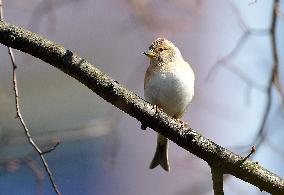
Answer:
[149,134,170,171]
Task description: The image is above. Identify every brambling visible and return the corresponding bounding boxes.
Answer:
[143,38,195,171]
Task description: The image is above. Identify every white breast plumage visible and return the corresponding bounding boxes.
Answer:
[144,64,194,118]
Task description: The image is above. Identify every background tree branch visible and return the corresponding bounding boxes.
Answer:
[0,1,60,194]
[0,21,283,194]
[211,166,224,195]
[206,0,283,155]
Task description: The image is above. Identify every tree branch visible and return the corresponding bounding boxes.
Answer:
[0,1,60,194]
[211,167,224,195]
[249,0,280,150]
[0,21,283,194]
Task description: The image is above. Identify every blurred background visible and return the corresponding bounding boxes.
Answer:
[0,0,283,194]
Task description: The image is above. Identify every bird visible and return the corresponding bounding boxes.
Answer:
[143,38,195,172]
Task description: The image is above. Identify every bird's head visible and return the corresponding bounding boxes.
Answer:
[143,38,182,64]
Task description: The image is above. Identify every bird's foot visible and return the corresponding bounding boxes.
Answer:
[141,105,163,130]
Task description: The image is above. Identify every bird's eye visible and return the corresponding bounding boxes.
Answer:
[158,47,169,51]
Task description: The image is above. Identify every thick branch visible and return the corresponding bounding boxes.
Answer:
[0,21,283,194]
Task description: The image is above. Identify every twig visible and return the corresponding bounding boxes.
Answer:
[41,141,60,155]
[207,0,283,154]
[242,146,256,162]
[211,166,224,195]
[9,30,61,195]
[206,32,248,81]
[206,0,269,93]
[0,1,60,195]
[271,0,281,101]
[220,61,267,105]
[249,0,280,150]
[9,31,61,195]
[206,31,268,91]
[0,21,283,194]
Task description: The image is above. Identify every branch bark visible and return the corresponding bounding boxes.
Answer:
[0,21,283,194]
[211,167,224,195]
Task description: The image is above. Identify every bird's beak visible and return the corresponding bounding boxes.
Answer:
[143,50,156,58]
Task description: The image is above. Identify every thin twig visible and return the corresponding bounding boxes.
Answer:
[206,29,268,86]
[9,27,61,195]
[41,141,60,155]
[206,32,248,81]
[242,146,256,162]
[249,0,280,150]
[207,0,282,154]
[206,0,269,93]
[9,33,61,195]
[0,1,60,194]
[8,27,60,195]
[271,0,282,102]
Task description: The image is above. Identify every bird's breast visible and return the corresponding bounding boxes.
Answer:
[144,65,194,117]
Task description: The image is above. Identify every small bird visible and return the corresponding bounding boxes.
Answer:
[143,38,195,172]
